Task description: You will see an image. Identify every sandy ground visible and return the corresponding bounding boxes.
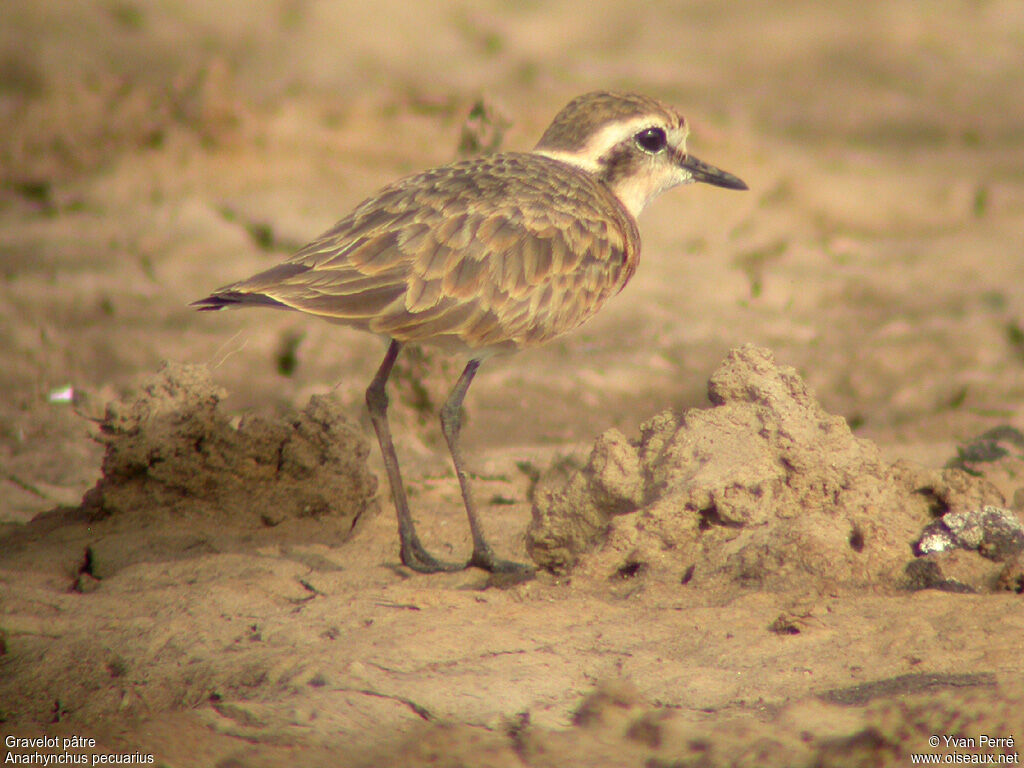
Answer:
[3,1,1024,766]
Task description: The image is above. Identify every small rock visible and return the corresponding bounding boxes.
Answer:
[915,506,1024,561]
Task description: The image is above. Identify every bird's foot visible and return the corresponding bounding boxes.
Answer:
[467,547,537,581]
[400,540,463,574]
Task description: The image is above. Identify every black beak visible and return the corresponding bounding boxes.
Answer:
[679,153,748,190]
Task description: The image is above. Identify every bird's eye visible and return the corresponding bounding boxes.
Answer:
[635,127,667,153]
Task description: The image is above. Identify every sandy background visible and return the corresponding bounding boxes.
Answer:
[2,1,1024,766]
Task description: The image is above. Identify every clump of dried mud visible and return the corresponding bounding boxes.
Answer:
[2,362,378,582]
[83,361,376,523]
[527,345,1021,592]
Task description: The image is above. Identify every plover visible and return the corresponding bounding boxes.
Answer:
[193,91,747,575]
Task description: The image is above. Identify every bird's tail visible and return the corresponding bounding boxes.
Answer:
[190,292,290,311]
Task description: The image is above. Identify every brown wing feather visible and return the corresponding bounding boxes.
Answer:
[199,153,639,353]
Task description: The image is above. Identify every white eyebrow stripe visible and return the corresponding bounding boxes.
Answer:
[575,116,659,157]
[532,115,665,171]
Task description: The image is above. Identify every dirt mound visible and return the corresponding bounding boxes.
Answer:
[84,361,375,522]
[526,345,1017,591]
[1,362,378,582]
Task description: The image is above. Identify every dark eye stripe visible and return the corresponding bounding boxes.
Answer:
[635,127,667,153]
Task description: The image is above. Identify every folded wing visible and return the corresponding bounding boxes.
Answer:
[193,154,639,353]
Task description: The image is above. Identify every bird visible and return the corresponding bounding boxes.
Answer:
[193,91,747,576]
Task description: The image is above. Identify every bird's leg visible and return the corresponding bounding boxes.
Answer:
[440,359,536,577]
[366,340,460,573]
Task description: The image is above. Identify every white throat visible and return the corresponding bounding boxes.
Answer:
[532,148,680,219]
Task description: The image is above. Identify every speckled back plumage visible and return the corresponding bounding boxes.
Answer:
[203,152,640,355]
